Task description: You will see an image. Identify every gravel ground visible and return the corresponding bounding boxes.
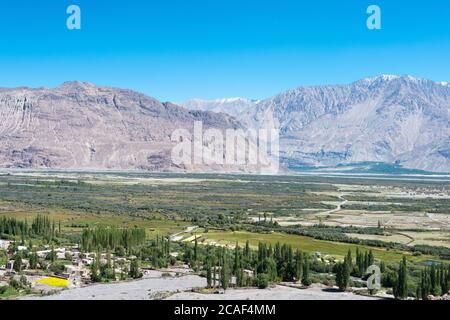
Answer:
[21,270,383,301]
[166,285,384,300]
[22,271,207,300]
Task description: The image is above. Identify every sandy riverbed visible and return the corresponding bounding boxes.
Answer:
[22,271,383,300]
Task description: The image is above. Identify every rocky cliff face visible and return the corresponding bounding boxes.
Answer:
[0,82,243,171]
[1,76,449,173]
[191,75,450,173]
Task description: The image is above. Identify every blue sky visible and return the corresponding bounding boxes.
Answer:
[0,0,449,101]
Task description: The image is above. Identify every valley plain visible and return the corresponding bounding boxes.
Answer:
[1,170,449,300]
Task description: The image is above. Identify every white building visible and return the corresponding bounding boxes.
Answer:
[0,240,11,250]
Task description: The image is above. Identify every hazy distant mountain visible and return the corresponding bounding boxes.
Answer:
[0,81,244,171]
[243,75,450,172]
[181,98,257,118]
[1,75,449,173]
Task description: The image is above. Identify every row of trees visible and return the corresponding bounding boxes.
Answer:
[393,257,408,299]
[139,235,173,268]
[0,215,61,241]
[191,240,312,290]
[252,223,450,260]
[335,251,352,291]
[332,250,448,300]
[380,256,445,300]
[417,263,450,300]
[354,248,375,277]
[80,226,146,252]
[90,250,143,283]
[333,249,375,291]
[88,235,175,283]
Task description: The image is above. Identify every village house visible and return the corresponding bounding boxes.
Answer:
[36,247,68,259]
[81,257,94,266]
[0,239,11,250]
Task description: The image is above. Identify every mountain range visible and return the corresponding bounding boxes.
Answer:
[182,75,450,173]
[0,75,449,173]
[0,81,243,172]
[182,98,258,118]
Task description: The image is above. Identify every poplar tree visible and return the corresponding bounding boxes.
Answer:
[194,237,198,262]
[206,262,212,288]
[295,250,303,283]
[335,255,351,291]
[394,257,408,299]
[221,248,229,290]
[29,250,38,269]
[302,255,311,286]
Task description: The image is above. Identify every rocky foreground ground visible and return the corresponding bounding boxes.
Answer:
[22,270,383,300]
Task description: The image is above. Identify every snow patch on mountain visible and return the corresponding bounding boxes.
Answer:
[181,98,258,118]
[241,75,450,173]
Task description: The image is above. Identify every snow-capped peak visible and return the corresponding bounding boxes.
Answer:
[215,97,251,103]
[358,74,432,86]
[180,97,258,117]
[380,74,401,81]
[359,74,398,85]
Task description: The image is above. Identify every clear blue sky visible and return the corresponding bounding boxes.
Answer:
[0,0,449,101]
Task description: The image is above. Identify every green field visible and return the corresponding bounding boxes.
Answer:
[193,230,440,263]
[0,170,449,263]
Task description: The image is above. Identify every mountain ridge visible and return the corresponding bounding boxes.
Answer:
[181,97,258,118]
[0,75,449,173]
[179,75,450,173]
[0,82,248,172]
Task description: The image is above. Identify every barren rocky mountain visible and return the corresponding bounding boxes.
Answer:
[1,76,449,173]
[0,82,244,171]
[181,98,257,118]
[195,75,450,173]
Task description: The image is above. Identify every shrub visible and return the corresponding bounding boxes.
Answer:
[257,273,269,289]
[48,262,66,275]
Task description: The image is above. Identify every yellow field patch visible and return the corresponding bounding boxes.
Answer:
[36,277,69,287]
